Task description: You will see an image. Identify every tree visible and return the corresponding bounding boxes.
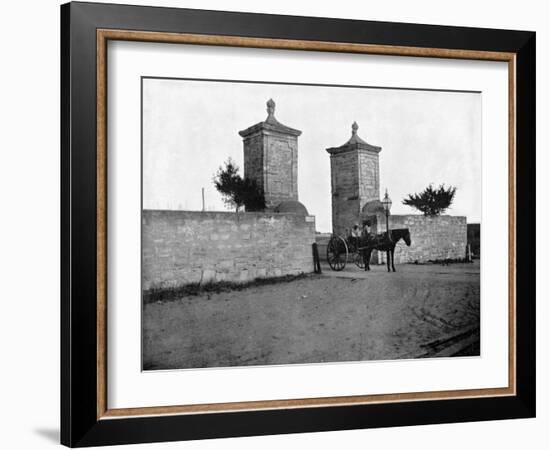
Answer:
[213,158,265,212]
[402,184,457,216]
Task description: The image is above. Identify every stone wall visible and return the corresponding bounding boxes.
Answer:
[375,214,467,264]
[142,210,316,291]
[265,134,298,206]
[242,134,265,192]
[242,132,299,210]
[358,150,380,204]
[329,149,380,236]
[330,151,359,235]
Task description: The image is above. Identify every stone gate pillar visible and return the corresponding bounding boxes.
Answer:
[239,99,302,211]
[326,122,382,235]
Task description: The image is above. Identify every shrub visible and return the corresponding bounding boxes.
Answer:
[402,184,457,216]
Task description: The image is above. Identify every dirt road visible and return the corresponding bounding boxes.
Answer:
[143,262,480,370]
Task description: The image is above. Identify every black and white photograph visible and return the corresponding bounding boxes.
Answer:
[0,0,542,447]
[141,77,482,370]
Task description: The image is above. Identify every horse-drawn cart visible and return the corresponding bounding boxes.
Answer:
[326,228,411,272]
[326,235,366,271]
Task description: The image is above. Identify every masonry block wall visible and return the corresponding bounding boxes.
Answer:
[242,133,265,193]
[329,150,360,235]
[375,214,468,263]
[326,122,382,235]
[142,210,316,291]
[358,150,380,203]
[242,133,299,208]
[329,149,379,235]
[240,99,302,210]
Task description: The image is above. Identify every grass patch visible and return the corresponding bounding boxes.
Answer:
[143,272,313,304]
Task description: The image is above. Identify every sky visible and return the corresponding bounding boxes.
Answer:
[142,78,481,232]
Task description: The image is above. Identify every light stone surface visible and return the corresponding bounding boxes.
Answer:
[242,131,299,209]
[316,214,467,265]
[240,100,302,210]
[327,124,381,235]
[374,214,468,263]
[142,210,316,290]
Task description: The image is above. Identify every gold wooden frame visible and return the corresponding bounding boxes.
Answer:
[96,29,516,420]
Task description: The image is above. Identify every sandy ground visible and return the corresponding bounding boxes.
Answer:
[143,261,480,370]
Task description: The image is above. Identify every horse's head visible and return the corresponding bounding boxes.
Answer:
[403,229,411,246]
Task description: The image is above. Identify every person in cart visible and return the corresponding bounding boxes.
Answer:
[350,223,361,250]
[362,220,376,244]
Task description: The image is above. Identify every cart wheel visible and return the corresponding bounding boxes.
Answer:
[354,252,366,269]
[327,235,348,271]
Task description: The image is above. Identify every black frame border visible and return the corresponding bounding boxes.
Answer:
[61,2,535,447]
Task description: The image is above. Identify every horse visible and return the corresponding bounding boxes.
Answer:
[360,228,411,272]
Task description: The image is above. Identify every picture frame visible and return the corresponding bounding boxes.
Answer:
[61,1,535,447]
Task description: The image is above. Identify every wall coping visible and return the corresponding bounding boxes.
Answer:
[386,214,467,219]
[143,209,316,220]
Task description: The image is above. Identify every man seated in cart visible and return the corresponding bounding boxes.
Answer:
[361,220,375,243]
[349,223,361,250]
